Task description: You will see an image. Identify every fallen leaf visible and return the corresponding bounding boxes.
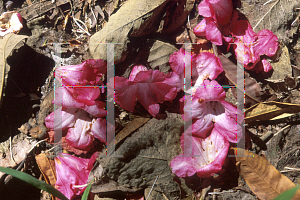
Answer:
[147,40,178,73]
[35,153,56,187]
[219,54,263,107]
[232,147,300,200]
[35,153,56,200]
[89,0,194,64]
[245,101,300,124]
[0,33,28,108]
[90,118,183,199]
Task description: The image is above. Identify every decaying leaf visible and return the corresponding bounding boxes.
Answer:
[90,118,183,199]
[233,147,300,200]
[0,135,37,178]
[0,33,28,108]
[89,0,194,64]
[219,54,263,107]
[35,153,56,187]
[245,101,300,124]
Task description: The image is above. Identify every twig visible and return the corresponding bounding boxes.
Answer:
[146,176,159,200]
[263,0,274,6]
[253,0,280,31]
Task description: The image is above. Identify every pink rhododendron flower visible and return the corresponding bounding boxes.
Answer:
[109,65,180,117]
[55,152,97,200]
[231,20,278,72]
[194,0,233,45]
[181,80,242,143]
[56,59,107,86]
[0,11,23,36]
[54,87,107,117]
[170,129,229,177]
[169,50,223,93]
[45,108,107,150]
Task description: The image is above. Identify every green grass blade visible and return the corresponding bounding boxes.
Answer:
[0,167,69,200]
[273,185,300,200]
[81,183,92,200]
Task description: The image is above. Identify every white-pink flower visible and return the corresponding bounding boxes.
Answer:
[181,79,242,143]
[0,11,23,36]
[170,129,229,178]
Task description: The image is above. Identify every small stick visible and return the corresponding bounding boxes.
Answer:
[146,176,159,200]
[253,0,279,31]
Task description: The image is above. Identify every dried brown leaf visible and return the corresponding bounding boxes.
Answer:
[0,33,28,108]
[245,101,300,124]
[35,153,56,187]
[232,147,300,200]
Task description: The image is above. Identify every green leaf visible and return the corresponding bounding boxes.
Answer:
[81,182,92,200]
[273,185,300,200]
[0,167,69,200]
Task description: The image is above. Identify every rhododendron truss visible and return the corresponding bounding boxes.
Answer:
[108,65,181,117]
[55,152,97,200]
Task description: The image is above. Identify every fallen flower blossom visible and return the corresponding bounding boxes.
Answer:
[55,59,107,86]
[169,49,223,93]
[231,20,278,72]
[193,0,233,45]
[181,79,242,143]
[55,152,97,200]
[0,11,23,36]
[170,129,229,178]
[45,107,108,150]
[108,65,180,117]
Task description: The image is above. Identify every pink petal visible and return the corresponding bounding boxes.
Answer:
[54,87,106,117]
[197,0,214,18]
[234,38,260,67]
[112,69,178,117]
[55,153,97,200]
[209,0,233,25]
[65,112,94,149]
[261,59,272,72]
[193,52,224,87]
[193,18,207,37]
[91,118,108,143]
[56,59,106,86]
[205,18,223,45]
[254,29,278,57]
[170,129,229,178]
[45,107,83,130]
[129,65,148,81]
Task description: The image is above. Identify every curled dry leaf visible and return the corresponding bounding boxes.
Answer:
[0,33,28,108]
[232,147,300,200]
[245,101,300,124]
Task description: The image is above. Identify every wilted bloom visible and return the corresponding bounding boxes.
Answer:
[45,108,108,150]
[55,153,97,200]
[193,0,233,45]
[109,65,180,117]
[181,80,242,143]
[169,50,223,93]
[55,59,107,86]
[231,20,278,72]
[0,11,23,36]
[170,129,229,177]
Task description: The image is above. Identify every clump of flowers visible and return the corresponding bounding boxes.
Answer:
[45,59,109,199]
